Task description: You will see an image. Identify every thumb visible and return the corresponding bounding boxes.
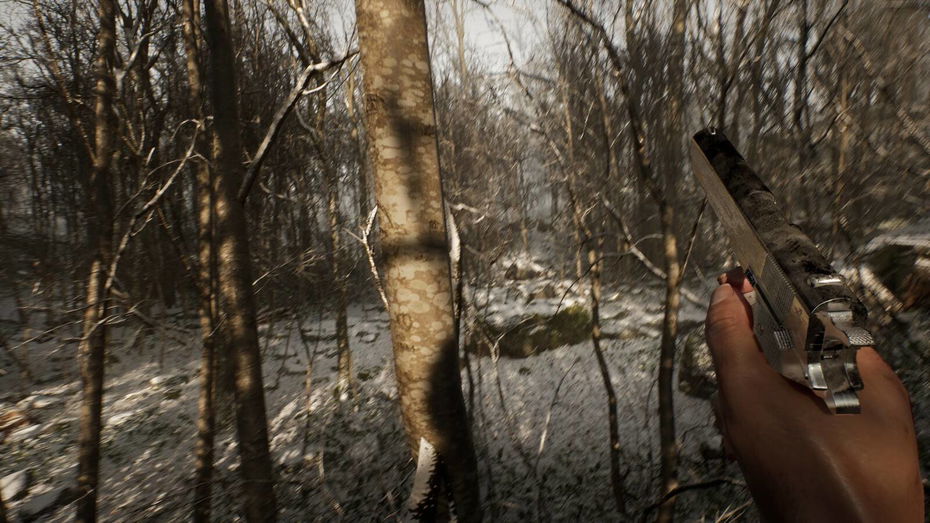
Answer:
[705,283,763,378]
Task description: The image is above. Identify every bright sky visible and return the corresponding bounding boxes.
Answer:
[327,0,546,76]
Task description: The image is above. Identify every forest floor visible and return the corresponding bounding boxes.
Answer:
[1,277,926,522]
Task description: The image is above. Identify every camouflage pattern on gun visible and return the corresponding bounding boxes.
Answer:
[690,128,874,414]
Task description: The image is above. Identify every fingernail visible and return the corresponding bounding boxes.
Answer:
[711,284,734,305]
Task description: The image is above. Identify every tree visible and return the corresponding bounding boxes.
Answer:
[655,2,689,521]
[75,0,116,519]
[179,0,218,519]
[555,3,694,520]
[203,0,277,519]
[354,0,481,519]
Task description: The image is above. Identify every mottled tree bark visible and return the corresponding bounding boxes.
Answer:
[75,0,116,520]
[354,0,482,520]
[203,0,277,520]
[180,0,218,520]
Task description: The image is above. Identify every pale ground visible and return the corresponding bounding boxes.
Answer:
[6,274,925,521]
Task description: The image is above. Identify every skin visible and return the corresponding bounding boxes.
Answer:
[706,268,924,522]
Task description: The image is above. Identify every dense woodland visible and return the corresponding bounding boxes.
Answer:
[0,0,928,521]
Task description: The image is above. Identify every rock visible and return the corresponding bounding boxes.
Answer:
[149,375,187,388]
[19,486,74,522]
[504,257,547,281]
[863,220,930,310]
[277,448,304,468]
[469,304,592,359]
[8,423,41,442]
[354,329,379,343]
[599,308,627,321]
[357,367,379,381]
[27,396,58,409]
[678,325,717,400]
[527,282,558,301]
[0,408,35,437]
[603,326,659,340]
[1,470,30,501]
[107,411,135,426]
[163,388,182,400]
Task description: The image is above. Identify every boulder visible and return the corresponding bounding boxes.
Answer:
[470,304,592,359]
[678,325,717,400]
[863,221,930,310]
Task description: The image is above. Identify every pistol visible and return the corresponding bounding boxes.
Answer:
[690,128,874,414]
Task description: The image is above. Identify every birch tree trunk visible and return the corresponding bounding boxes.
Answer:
[75,0,116,519]
[354,0,481,519]
[203,0,277,519]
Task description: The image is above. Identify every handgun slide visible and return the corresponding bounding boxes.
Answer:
[690,128,874,414]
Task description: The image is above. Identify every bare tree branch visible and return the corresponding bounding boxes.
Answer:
[238,50,357,203]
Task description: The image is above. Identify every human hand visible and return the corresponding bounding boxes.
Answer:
[706,268,924,522]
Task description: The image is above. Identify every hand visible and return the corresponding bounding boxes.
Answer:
[706,268,924,522]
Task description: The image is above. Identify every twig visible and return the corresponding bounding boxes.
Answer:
[104,121,200,295]
[535,357,579,465]
[238,51,358,203]
[641,478,745,517]
[678,198,707,284]
[601,196,705,306]
[345,207,390,311]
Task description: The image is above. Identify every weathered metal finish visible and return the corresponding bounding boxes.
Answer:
[690,129,873,414]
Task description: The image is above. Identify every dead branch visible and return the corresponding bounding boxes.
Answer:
[238,50,357,203]
[602,196,705,306]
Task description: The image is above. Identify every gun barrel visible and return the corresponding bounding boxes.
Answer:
[690,128,872,414]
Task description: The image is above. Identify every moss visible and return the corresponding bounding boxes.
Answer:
[678,326,717,400]
[470,304,592,358]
